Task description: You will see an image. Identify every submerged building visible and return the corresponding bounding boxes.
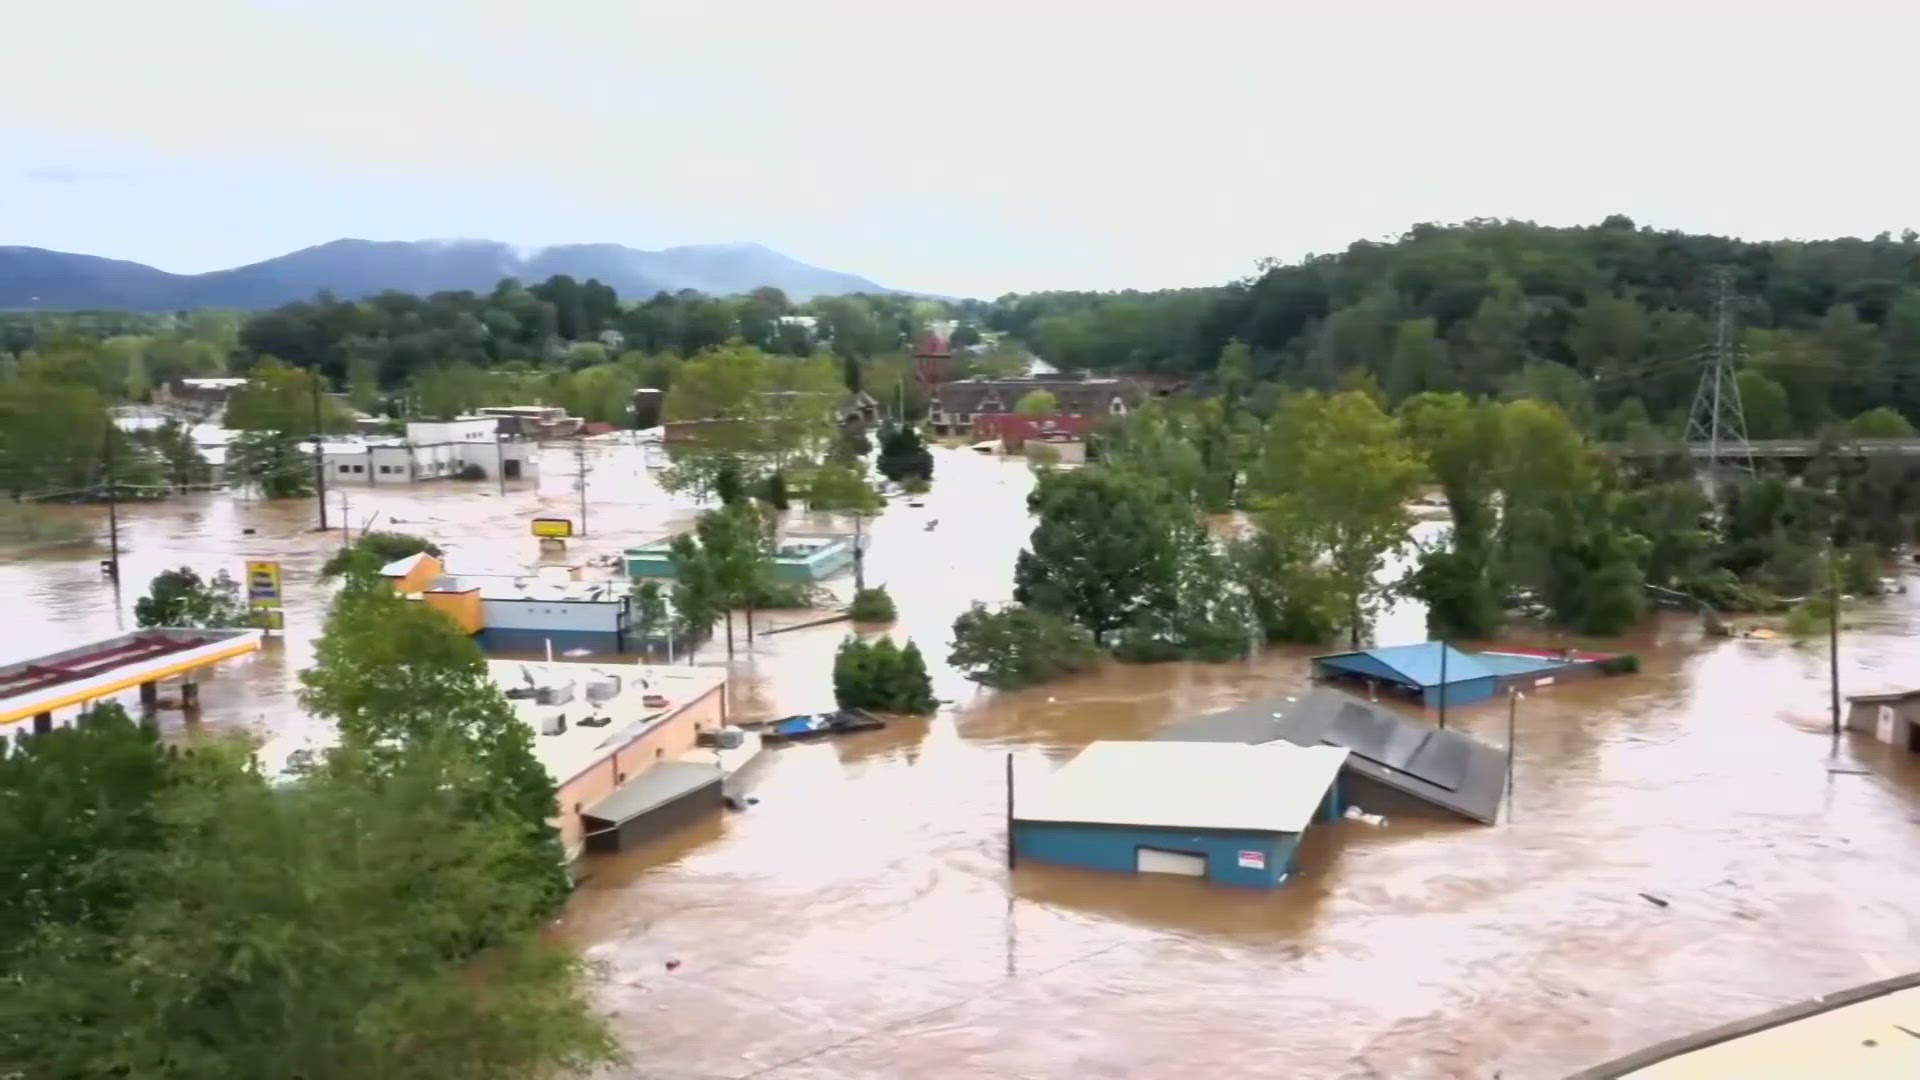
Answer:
[624,533,854,584]
[381,553,636,656]
[1311,641,1617,709]
[1012,739,1347,888]
[495,659,730,861]
[1157,687,1510,825]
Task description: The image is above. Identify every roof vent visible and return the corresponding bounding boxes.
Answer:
[585,674,621,705]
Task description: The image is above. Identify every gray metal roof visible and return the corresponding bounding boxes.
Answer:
[1155,687,1507,824]
[581,762,722,827]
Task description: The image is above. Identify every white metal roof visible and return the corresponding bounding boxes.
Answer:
[1016,739,1348,835]
[379,552,436,578]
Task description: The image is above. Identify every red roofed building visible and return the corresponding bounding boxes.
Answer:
[914,331,952,387]
[974,413,1099,448]
[928,374,1147,437]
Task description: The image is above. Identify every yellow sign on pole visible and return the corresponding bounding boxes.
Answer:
[245,561,284,608]
[531,517,575,539]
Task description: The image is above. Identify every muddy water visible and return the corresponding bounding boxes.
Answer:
[9,446,1920,1078]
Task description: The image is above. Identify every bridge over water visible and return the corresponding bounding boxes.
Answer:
[1609,438,1920,461]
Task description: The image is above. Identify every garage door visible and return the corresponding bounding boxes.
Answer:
[1135,846,1206,877]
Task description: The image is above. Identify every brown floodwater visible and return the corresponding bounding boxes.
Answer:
[7,444,1920,1079]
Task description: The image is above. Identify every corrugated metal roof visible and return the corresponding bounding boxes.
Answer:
[581,762,721,826]
[1156,687,1507,824]
[1015,739,1347,835]
[1316,642,1494,688]
[1471,651,1573,678]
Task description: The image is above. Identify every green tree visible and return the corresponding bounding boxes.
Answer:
[894,640,936,713]
[661,344,842,497]
[225,359,349,433]
[1014,389,1059,415]
[630,580,669,654]
[1847,406,1915,438]
[947,604,1104,689]
[667,534,723,645]
[875,422,933,484]
[849,587,896,622]
[806,461,884,589]
[1499,399,1647,633]
[1399,393,1506,638]
[1254,390,1423,645]
[226,429,315,499]
[1015,468,1185,640]
[1736,369,1792,438]
[1,744,618,1080]
[0,378,117,499]
[0,702,174,967]
[320,530,441,578]
[299,574,567,903]
[1384,317,1451,401]
[133,567,254,629]
[143,419,210,488]
[831,637,935,713]
[688,505,776,656]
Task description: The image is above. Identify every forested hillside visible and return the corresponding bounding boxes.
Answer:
[986,217,1920,435]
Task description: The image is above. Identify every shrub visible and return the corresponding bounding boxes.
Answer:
[1597,653,1641,676]
[848,587,896,622]
[832,635,936,714]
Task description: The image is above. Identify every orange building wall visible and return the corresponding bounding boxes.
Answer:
[550,684,728,857]
[421,589,482,634]
[391,554,445,593]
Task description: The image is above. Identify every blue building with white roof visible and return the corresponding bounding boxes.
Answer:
[1011,739,1348,888]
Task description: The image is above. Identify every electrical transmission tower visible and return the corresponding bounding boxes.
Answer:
[1684,267,1755,494]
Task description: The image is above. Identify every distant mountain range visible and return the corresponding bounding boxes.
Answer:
[0,239,897,311]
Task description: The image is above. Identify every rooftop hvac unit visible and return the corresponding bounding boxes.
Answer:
[533,680,574,706]
[584,674,622,705]
[697,727,744,750]
[539,711,567,736]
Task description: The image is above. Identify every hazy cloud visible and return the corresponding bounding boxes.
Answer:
[22,168,82,184]
[2,0,1918,296]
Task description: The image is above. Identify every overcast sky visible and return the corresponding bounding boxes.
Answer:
[3,1,1915,298]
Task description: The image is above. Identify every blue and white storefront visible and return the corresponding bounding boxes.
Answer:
[476,581,632,655]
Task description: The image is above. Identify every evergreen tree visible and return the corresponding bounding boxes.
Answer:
[875,423,933,484]
[895,641,936,714]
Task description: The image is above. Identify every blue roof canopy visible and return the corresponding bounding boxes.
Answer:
[1313,642,1494,689]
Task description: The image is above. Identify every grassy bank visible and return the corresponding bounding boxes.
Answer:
[0,503,94,547]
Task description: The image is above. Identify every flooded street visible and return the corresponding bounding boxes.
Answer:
[9,447,1920,1078]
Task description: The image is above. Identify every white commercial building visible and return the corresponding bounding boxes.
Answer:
[321,416,536,483]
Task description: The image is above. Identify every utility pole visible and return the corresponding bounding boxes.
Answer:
[1685,267,1756,498]
[102,424,121,584]
[311,373,329,531]
[1435,639,1448,730]
[1829,542,1842,757]
[1506,690,1520,822]
[573,438,590,537]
